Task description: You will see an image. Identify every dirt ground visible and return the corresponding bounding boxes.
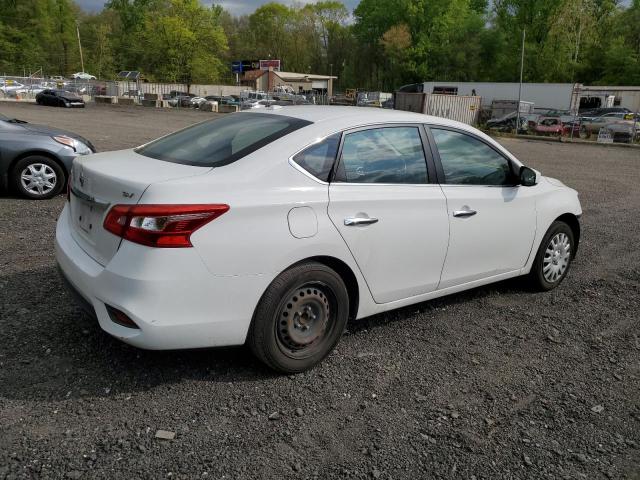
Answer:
[0,102,638,479]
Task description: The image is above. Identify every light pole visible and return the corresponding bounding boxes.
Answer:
[515,28,525,135]
[76,21,85,74]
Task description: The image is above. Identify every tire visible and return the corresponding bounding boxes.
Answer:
[11,156,65,200]
[528,221,575,291]
[248,261,350,373]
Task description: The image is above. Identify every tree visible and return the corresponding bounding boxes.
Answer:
[139,0,227,84]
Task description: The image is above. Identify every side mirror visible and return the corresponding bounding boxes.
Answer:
[520,166,537,186]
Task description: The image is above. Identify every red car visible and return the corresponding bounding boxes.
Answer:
[533,117,580,137]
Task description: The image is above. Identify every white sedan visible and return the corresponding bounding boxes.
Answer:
[55,107,582,372]
[71,72,96,80]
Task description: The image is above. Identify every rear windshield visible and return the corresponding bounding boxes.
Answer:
[135,112,311,167]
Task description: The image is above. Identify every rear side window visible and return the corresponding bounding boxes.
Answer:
[336,127,428,184]
[136,113,311,167]
[292,133,341,182]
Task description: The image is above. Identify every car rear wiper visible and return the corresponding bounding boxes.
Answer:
[6,118,28,124]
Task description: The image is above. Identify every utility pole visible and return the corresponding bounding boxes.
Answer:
[515,28,526,135]
[76,21,85,73]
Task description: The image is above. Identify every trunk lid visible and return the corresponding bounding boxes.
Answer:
[68,149,211,265]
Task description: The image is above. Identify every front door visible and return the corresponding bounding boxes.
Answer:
[328,125,449,304]
[428,127,537,289]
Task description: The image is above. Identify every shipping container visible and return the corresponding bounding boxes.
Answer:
[397,81,640,114]
[394,92,481,125]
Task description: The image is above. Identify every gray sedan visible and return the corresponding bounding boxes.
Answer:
[0,113,95,199]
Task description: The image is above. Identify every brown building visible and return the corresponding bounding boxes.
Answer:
[241,69,336,96]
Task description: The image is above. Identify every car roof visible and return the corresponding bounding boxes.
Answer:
[244,105,472,131]
[237,106,522,167]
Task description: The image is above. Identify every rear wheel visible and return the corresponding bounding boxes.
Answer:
[12,156,65,199]
[248,262,349,373]
[529,221,575,291]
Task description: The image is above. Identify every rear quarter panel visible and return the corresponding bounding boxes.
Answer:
[138,143,377,320]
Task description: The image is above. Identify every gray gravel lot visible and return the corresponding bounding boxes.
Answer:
[0,102,639,479]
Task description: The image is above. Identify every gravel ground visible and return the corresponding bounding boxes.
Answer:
[0,103,639,479]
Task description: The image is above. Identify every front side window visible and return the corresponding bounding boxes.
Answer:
[431,128,515,186]
[292,133,340,182]
[337,127,428,184]
[136,113,311,167]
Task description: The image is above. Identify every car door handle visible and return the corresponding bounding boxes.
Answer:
[344,216,379,226]
[453,209,477,218]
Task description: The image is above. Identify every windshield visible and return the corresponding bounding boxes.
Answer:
[135,112,311,167]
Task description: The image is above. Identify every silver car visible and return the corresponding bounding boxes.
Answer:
[0,113,95,199]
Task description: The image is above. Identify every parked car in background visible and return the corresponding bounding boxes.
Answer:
[36,89,85,108]
[532,117,580,137]
[204,95,238,106]
[56,107,581,373]
[578,113,638,139]
[486,111,528,133]
[0,113,95,199]
[0,80,26,95]
[579,106,631,117]
[583,121,640,143]
[168,95,194,108]
[71,72,96,80]
[189,96,207,108]
[241,99,272,109]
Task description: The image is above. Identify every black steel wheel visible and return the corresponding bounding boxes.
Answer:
[248,262,349,373]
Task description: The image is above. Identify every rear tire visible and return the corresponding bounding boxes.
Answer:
[248,262,349,373]
[11,156,65,200]
[528,221,575,291]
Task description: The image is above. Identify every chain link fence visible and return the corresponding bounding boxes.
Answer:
[0,75,104,101]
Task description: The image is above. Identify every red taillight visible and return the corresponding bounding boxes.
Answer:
[103,204,229,248]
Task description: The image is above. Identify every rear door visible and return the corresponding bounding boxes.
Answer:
[328,125,449,304]
[427,126,537,289]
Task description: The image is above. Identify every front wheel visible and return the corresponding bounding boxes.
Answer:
[529,221,575,291]
[12,156,65,199]
[248,262,349,373]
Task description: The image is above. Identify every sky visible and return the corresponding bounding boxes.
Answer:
[75,0,361,16]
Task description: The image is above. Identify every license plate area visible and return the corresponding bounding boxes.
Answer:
[71,194,105,239]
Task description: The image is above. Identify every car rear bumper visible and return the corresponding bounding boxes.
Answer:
[55,205,269,350]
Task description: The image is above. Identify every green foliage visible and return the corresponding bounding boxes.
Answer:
[0,0,638,89]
